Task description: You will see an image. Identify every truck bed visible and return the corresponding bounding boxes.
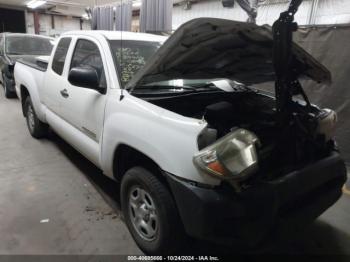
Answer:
[14,56,47,121]
[16,56,50,72]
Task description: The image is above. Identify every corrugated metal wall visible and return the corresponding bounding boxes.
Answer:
[173,0,350,29]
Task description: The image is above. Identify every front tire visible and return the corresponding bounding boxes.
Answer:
[121,167,185,255]
[24,96,48,139]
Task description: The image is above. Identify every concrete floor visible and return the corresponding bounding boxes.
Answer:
[0,86,350,255]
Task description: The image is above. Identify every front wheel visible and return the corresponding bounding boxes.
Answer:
[121,167,186,255]
[24,96,48,139]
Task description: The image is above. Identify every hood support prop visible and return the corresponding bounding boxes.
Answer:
[272,0,306,129]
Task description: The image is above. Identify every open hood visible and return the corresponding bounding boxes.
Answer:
[127,18,331,90]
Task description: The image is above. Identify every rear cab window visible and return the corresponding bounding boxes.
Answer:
[5,35,53,56]
[52,37,72,75]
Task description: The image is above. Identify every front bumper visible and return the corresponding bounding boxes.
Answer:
[166,152,347,246]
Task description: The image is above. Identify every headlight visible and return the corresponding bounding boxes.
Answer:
[193,128,260,181]
[317,108,337,141]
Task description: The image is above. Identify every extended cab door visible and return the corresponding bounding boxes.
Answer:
[43,37,72,115]
[0,34,5,83]
[61,37,108,146]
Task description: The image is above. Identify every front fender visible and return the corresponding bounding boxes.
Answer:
[101,93,220,186]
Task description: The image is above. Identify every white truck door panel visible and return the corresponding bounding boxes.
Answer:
[60,38,107,144]
[62,84,106,142]
[44,37,72,116]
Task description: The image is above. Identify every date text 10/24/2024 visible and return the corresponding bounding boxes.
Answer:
[127,256,220,261]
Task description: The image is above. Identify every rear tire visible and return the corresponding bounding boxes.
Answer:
[24,96,48,139]
[121,167,186,255]
[2,73,15,99]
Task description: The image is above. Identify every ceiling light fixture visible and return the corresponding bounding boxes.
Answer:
[27,0,47,9]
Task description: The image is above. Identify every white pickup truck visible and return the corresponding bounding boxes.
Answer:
[14,18,346,254]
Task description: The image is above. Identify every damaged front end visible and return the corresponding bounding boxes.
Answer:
[193,128,260,191]
[122,1,347,244]
[189,0,339,191]
[193,100,338,191]
[128,1,342,192]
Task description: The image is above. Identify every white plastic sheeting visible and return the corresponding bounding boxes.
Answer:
[92,0,132,31]
[92,6,114,30]
[173,0,350,29]
[257,0,312,25]
[316,0,350,24]
[140,0,173,33]
[173,0,247,29]
[115,1,133,31]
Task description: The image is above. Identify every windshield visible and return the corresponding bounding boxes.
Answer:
[109,40,162,88]
[5,36,53,56]
[109,40,250,94]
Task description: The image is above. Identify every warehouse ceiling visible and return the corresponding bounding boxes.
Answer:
[0,0,138,16]
[0,0,185,8]
[0,0,127,8]
[0,0,187,17]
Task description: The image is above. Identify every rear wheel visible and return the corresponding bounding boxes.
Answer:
[24,96,48,139]
[121,167,186,255]
[2,73,15,99]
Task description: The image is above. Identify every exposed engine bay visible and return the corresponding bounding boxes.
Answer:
[128,0,337,192]
[142,88,337,184]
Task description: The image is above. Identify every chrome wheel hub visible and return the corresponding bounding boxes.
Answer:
[128,186,158,241]
[27,105,35,132]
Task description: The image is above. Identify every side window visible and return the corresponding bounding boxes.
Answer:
[70,39,106,88]
[52,37,71,75]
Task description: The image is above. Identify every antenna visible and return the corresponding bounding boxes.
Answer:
[120,0,125,101]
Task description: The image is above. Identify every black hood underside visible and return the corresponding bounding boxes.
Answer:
[128,18,331,90]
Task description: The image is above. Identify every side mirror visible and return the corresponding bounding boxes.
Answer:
[68,66,105,94]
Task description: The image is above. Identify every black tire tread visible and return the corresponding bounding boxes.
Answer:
[24,96,48,139]
[121,167,186,255]
[2,73,16,99]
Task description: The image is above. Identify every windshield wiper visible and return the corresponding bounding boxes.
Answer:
[190,82,251,92]
[133,85,198,92]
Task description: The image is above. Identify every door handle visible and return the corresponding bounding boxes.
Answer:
[60,89,69,98]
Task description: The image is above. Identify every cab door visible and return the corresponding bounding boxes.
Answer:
[61,37,108,145]
[0,34,5,83]
[43,37,72,115]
